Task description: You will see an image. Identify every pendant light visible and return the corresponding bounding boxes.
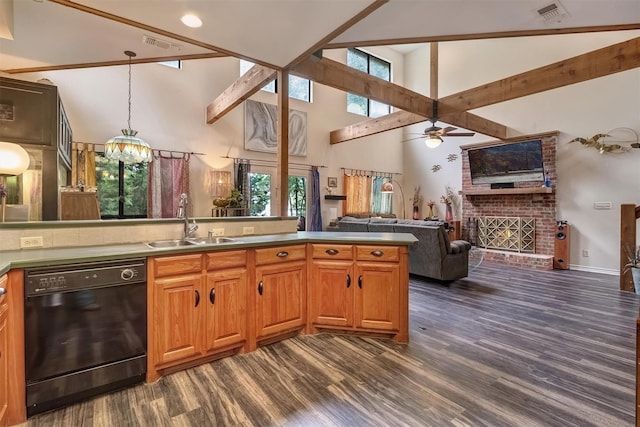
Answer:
[104,50,152,163]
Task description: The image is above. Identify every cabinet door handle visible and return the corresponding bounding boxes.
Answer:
[258,281,263,295]
[195,290,200,307]
[326,249,339,256]
[209,288,215,304]
[346,274,351,288]
[0,288,6,296]
[276,251,289,258]
[370,250,384,257]
[358,275,363,289]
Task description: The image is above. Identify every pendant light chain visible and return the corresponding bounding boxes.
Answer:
[127,51,133,130]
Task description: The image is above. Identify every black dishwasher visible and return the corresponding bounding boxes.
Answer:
[24,258,147,417]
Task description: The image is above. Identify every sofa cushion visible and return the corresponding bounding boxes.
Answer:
[368,217,397,232]
[338,216,370,232]
[450,240,472,254]
[396,219,444,227]
[369,218,398,224]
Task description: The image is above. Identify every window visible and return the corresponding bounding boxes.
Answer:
[240,60,311,102]
[248,172,272,216]
[95,153,148,218]
[346,48,391,118]
[157,60,182,69]
[247,170,308,221]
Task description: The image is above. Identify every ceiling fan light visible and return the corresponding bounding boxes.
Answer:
[425,134,443,149]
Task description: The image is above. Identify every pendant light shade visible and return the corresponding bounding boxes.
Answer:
[104,50,152,163]
[0,141,30,176]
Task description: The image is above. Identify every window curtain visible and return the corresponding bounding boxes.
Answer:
[148,152,190,218]
[370,174,392,215]
[71,142,96,187]
[308,166,322,231]
[343,171,371,216]
[234,159,250,211]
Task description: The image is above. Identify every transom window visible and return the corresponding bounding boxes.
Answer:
[346,48,391,118]
[240,60,311,102]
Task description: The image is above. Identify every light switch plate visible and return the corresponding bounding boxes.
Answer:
[210,228,224,237]
[20,236,44,248]
[242,226,255,235]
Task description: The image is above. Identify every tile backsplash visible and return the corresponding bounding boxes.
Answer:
[0,219,297,251]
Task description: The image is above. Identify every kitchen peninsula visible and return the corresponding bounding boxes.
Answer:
[0,230,416,425]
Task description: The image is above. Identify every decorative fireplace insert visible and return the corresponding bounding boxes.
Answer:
[477,216,535,253]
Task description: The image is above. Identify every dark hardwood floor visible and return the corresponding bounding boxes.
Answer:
[20,262,639,427]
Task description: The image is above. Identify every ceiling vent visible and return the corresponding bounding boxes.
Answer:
[142,35,182,51]
[535,1,569,24]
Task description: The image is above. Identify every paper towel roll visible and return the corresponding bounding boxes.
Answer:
[329,207,338,220]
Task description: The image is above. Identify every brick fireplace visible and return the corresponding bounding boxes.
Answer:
[460,132,558,270]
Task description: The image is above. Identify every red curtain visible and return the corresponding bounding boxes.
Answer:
[147,152,190,218]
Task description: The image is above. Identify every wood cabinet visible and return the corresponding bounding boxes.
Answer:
[310,244,406,341]
[0,274,8,427]
[204,250,247,352]
[148,251,248,381]
[254,245,306,342]
[150,254,202,368]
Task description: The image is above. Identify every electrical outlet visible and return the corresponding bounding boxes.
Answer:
[20,236,44,249]
[242,226,255,235]
[210,228,225,237]
[582,249,590,257]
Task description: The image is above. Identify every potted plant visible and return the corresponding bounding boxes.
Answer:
[624,245,640,293]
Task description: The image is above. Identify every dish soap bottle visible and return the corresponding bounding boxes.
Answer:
[544,171,551,188]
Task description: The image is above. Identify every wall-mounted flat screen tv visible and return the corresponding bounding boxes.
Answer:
[468,139,544,185]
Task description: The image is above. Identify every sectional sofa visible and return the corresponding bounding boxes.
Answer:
[337,217,472,281]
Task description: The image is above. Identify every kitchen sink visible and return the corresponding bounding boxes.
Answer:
[145,239,198,249]
[145,237,238,249]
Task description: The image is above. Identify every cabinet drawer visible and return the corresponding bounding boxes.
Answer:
[255,244,306,265]
[311,244,353,260]
[356,245,399,262]
[152,254,202,277]
[206,250,247,271]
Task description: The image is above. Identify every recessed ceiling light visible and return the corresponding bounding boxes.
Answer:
[181,14,202,28]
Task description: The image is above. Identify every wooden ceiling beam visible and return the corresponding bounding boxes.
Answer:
[439,36,640,115]
[329,111,426,144]
[206,64,276,124]
[292,56,435,117]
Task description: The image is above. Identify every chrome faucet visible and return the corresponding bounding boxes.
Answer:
[177,193,198,239]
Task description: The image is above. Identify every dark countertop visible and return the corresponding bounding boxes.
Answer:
[0,232,417,275]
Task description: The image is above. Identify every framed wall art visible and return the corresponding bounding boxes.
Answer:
[244,99,307,157]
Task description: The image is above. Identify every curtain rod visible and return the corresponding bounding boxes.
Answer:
[73,141,205,156]
[341,167,402,176]
[221,155,326,169]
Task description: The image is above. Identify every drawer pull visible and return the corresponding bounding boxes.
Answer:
[370,250,384,257]
[326,249,339,256]
[0,288,6,296]
[209,288,216,304]
[195,290,200,307]
[358,275,363,289]
[346,274,351,288]
[258,281,264,295]
[276,251,289,258]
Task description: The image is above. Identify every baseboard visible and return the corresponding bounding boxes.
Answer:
[568,264,619,276]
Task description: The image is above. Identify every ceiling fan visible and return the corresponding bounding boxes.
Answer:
[403,100,475,148]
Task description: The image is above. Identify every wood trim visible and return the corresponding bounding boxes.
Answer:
[620,204,637,292]
[284,0,389,69]
[439,37,640,116]
[463,187,554,196]
[459,130,560,150]
[48,0,279,70]
[6,269,25,425]
[276,70,290,217]
[205,65,277,124]
[324,23,640,50]
[3,53,227,75]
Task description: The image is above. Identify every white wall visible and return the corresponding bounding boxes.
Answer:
[403,31,640,273]
[9,46,405,226]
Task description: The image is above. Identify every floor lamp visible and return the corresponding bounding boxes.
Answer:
[0,141,31,222]
[381,180,405,219]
